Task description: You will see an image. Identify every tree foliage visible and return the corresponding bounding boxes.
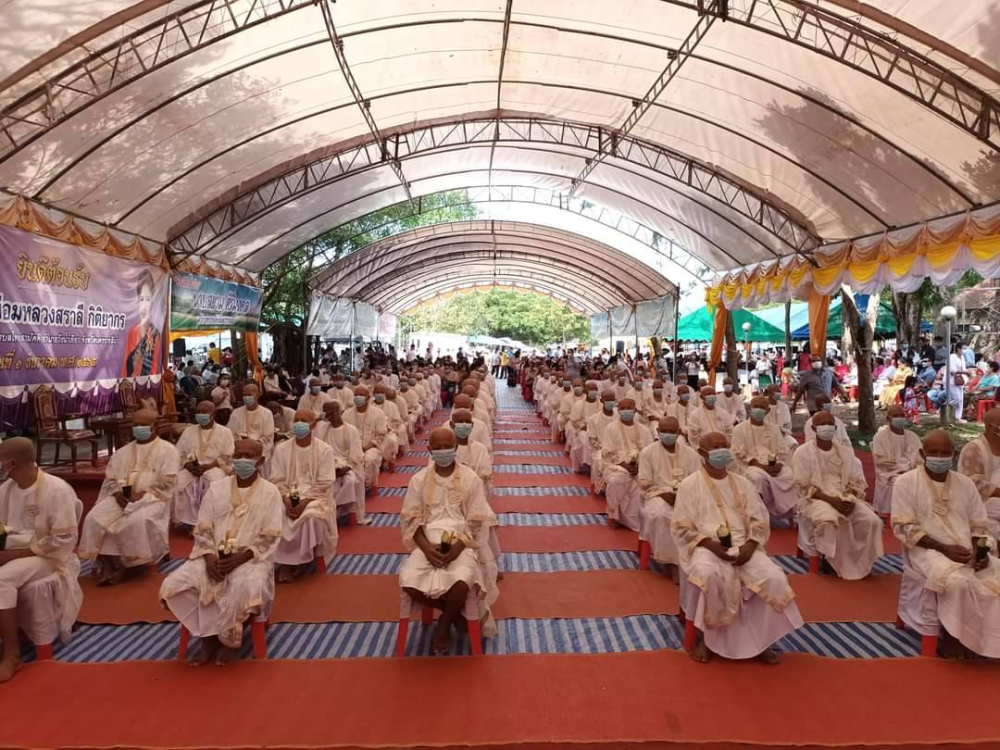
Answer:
[400,289,592,347]
[881,271,982,345]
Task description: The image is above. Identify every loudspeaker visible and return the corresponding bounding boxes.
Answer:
[172,338,186,358]
[614,340,625,355]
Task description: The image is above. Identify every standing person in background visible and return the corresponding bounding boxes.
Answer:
[207,342,221,367]
[500,349,510,379]
[792,355,846,416]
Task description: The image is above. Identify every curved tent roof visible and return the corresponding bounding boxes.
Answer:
[0,1,998,309]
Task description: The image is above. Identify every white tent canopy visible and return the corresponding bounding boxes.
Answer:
[0,0,998,311]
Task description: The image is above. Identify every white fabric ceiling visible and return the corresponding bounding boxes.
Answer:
[0,0,998,308]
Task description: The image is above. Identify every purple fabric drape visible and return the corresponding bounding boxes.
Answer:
[0,381,160,433]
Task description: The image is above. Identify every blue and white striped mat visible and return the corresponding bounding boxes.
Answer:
[394,464,571,475]
[365,512,606,528]
[405,450,564,457]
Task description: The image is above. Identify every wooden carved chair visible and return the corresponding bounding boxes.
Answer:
[32,385,99,472]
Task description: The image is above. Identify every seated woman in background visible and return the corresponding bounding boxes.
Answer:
[878,359,911,408]
[964,361,1000,420]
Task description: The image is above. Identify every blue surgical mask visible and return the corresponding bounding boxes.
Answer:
[822,402,833,412]
[925,455,953,474]
[430,449,456,467]
[374,394,385,403]
[132,425,152,442]
[750,408,767,422]
[453,422,473,439]
[563,380,571,388]
[704,395,717,407]
[619,409,635,422]
[573,387,583,396]
[195,413,211,426]
[707,448,732,468]
[232,458,258,480]
[659,432,678,446]
[680,394,690,403]
[771,394,782,402]
[586,391,598,401]
[354,396,367,408]
[634,381,643,389]
[243,396,256,407]
[653,388,663,397]
[815,425,837,442]
[292,421,311,439]
[890,417,908,430]
[603,400,616,411]
[723,384,733,394]
[310,385,321,395]
[408,380,416,386]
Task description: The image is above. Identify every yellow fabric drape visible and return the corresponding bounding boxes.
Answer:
[244,330,264,386]
[808,290,830,359]
[708,303,728,383]
[161,369,177,416]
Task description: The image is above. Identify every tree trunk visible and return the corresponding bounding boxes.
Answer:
[841,291,876,434]
[891,291,922,348]
[784,300,792,361]
[724,313,739,382]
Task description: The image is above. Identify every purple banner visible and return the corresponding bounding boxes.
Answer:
[0,224,169,389]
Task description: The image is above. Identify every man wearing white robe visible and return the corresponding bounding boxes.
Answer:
[80,410,179,585]
[399,428,499,655]
[268,409,338,582]
[452,394,493,456]
[569,382,602,473]
[461,385,491,426]
[160,439,282,666]
[372,384,400,466]
[764,385,793,438]
[664,385,693,440]
[298,377,331,418]
[174,401,234,526]
[328,375,355,411]
[343,385,388,492]
[0,438,83,682]
[402,375,424,427]
[601,398,654,531]
[957,407,1000,537]
[266,401,295,440]
[316,400,368,524]
[228,384,275,458]
[731,397,798,521]
[587,391,619,494]
[803,395,851,447]
[672,432,803,663]
[557,379,585,448]
[892,429,1000,658]
[610,372,634,402]
[872,405,923,516]
[638,417,700,580]
[640,380,670,437]
[719,377,747,422]
[396,382,417,441]
[687,386,735,446]
[793,410,882,579]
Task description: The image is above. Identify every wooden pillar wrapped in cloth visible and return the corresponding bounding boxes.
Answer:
[707,302,729,383]
[808,290,831,361]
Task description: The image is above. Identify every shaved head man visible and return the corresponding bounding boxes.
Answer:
[229,383,275,457]
[0,438,83,681]
[958,407,1000,535]
[601,396,653,531]
[175,399,235,526]
[730,395,798,522]
[872,404,923,516]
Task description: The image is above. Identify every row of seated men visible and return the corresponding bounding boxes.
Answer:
[0,367,500,677]
[531,367,1000,663]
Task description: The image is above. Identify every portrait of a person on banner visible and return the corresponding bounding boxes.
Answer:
[121,269,163,377]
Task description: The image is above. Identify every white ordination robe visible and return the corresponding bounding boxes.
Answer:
[160,477,282,647]
[803,414,852,447]
[671,470,803,659]
[719,393,747,422]
[174,423,234,525]
[343,406,388,488]
[80,438,179,567]
[451,414,493,457]
[329,385,355,411]
[686,406,735,446]
[637,441,701,565]
[557,392,583,444]
[586,409,617,492]
[600,420,654,531]
[793,441,882,579]
[730,420,798,519]
[399,464,500,635]
[227,406,276,458]
[403,388,423,423]
[316,421,366,519]
[269,438,338,566]
[569,398,602,472]
[0,471,82,642]
[892,469,1000,657]
[373,399,400,464]
[297,390,331,418]
[958,436,1000,537]
[872,426,923,515]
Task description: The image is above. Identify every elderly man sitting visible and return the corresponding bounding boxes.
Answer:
[686,386,734,446]
[637,416,701,581]
[372,384,401,467]
[793,410,882,579]
[399,427,499,655]
[343,385,388,494]
[803,395,851,447]
[893,430,1000,658]
[958,407,1000,537]
[672,432,803,664]
[601,398,654,531]
[174,401,234,527]
[79,410,178,585]
[160,439,282,666]
[298,377,331,417]
[316,400,368,525]
[569,381,602,473]
[452,394,493,456]
[268,409,338,583]
[586,390,619,494]
[730,397,798,522]
[228,384,275,458]
[872,405,923,517]
[0,438,83,682]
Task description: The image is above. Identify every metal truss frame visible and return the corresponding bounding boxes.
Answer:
[168,116,819,262]
[2,0,996,168]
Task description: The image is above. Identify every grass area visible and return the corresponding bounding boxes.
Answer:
[844,409,983,454]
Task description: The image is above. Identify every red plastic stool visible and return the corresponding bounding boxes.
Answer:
[34,643,54,660]
[977,399,996,421]
[683,619,697,652]
[637,539,651,570]
[315,554,327,574]
[895,616,938,657]
[177,620,268,660]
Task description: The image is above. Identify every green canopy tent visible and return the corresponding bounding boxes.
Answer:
[676,306,786,342]
[752,299,906,340]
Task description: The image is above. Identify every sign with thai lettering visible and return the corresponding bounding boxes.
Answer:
[0,224,168,388]
[170,273,262,333]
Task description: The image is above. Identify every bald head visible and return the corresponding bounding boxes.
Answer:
[0,436,35,465]
[196,400,215,415]
[428,426,457,451]
[354,385,370,399]
[234,438,264,460]
[984,408,1000,433]
[133,409,157,427]
[812,410,834,427]
[294,407,315,424]
[700,385,715,399]
[453,394,472,410]
[619,397,636,411]
[698,431,728,453]
[750,396,769,411]
[887,405,904,420]
[451,408,473,425]
[922,429,954,457]
[658,416,679,434]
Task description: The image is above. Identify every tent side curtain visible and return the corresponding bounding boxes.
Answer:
[610,305,636,337]
[707,204,1000,311]
[590,312,610,341]
[307,293,384,340]
[635,295,677,338]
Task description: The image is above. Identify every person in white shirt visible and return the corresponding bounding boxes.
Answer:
[228,384,276,458]
[664,385,693,439]
[0,438,83,682]
[957,407,1000,537]
[174,401,234,526]
[637,416,700,581]
[268,409,339,583]
[262,367,285,398]
[343,385,388,491]
[731,397,798,521]
[298,377,331,418]
[210,373,234,425]
[266,400,295,440]
[79,410,179,585]
[569,381,602,473]
[159,439,282,666]
[328,373,355,411]
[372,384,400,466]
[872,405,923,516]
[601,398,654,531]
[719,376,746,422]
[586,390,618,493]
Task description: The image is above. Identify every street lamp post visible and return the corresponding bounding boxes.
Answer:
[741,321,751,394]
[940,305,957,426]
